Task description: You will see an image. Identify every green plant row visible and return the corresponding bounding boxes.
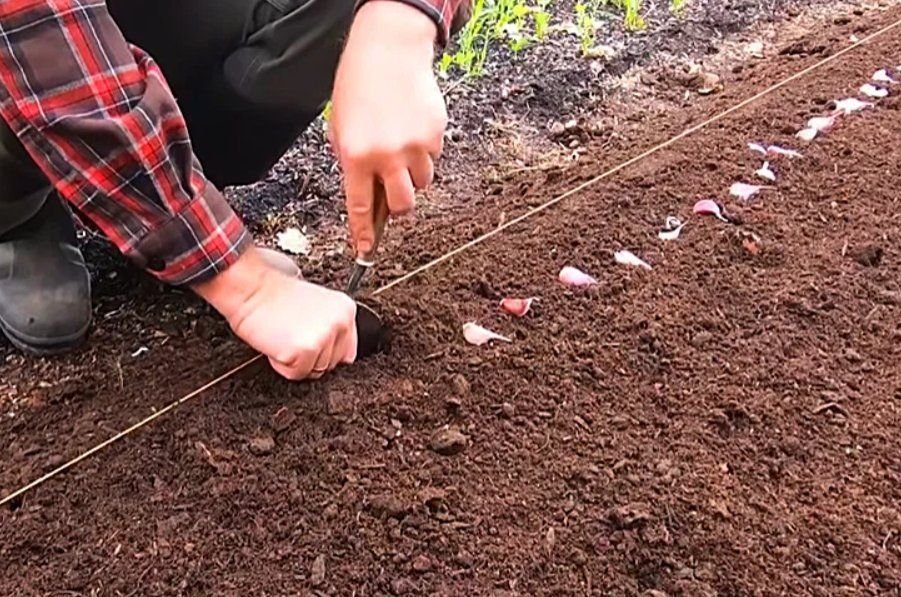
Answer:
[440,0,689,77]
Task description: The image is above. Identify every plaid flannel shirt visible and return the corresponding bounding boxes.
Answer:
[0,0,470,286]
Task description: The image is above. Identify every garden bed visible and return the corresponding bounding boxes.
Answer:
[2,1,901,595]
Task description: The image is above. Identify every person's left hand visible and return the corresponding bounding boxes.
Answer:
[329,0,448,258]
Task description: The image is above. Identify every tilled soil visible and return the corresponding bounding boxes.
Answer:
[3,6,901,597]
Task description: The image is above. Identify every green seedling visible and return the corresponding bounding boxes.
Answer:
[574,2,596,55]
[670,0,687,16]
[606,0,646,31]
[439,0,558,77]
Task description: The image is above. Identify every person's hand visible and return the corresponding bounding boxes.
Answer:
[192,248,358,380]
[329,0,447,257]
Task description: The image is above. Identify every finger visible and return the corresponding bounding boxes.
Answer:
[343,322,358,365]
[330,312,356,369]
[309,331,336,380]
[427,131,445,160]
[270,357,312,381]
[310,341,335,379]
[271,340,318,381]
[382,169,416,216]
[344,168,376,256]
[408,152,435,191]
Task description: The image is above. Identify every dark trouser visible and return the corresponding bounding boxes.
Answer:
[0,0,354,236]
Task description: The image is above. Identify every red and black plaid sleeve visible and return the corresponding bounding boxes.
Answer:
[0,0,251,286]
[356,0,472,46]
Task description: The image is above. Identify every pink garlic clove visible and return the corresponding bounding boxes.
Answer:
[658,228,683,241]
[833,97,874,114]
[730,182,770,201]
[873,69,896,84]
[463,322,512,346]
[766,145,803,159]
[748,142,768,155]
[614,250,652,270]
[860,83,889,99]
[808,115,838,132]
[755,162,776,182]
[796,128,818,142]
[658,216,686,241]
[693,199,728,221]
[499,297,536,317]
[559,266,597,288]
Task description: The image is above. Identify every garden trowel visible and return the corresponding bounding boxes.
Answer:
[347,181,391,359]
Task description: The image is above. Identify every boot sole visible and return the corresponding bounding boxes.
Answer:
[0,316,91,357]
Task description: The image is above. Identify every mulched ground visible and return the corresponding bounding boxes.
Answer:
[3,2,901,596]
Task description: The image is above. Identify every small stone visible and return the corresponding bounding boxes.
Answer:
[391,578,417,595]
[326,390,354,415]
[444,397,463,414]
[310,554,326,587]
[500,402,516,419]
[697,72,722,95]
[429,427,468,456]
[411,555,433,574]
[270,407,295,433]
[451,374,471,396]
[640,72,657,86]
[607,503,653,529]
[367,494,409,519]
[709,498,731,519]
[584,44,616,60]
[545,527,556,552]
[691,331,714,347]
[453,552,474,568]
[611,415,630,430]
[844,348,863,363]
[549,121,566,137]
[248,434,275,456]
[646,591,669,597]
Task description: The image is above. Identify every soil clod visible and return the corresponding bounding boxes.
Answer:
[310,554,326,587]
[451,374,471,397]
[850,244,884,267]
[607,503,653,530]
[411,554,433,574]
[270,407,295,433]
[326,391,354,416]
[248,434,275,456]
[429,427,468,456]
[366,494,409,520]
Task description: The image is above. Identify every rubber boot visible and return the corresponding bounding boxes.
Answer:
[0,195,92,355]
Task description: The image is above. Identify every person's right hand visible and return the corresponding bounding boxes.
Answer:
[192,247,358,380]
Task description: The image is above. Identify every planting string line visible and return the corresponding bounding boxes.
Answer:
[3,14,901,509]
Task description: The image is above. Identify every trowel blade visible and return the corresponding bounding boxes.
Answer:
[355,302,390,360]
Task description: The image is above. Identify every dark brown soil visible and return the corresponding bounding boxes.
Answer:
[3,5,901,597]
